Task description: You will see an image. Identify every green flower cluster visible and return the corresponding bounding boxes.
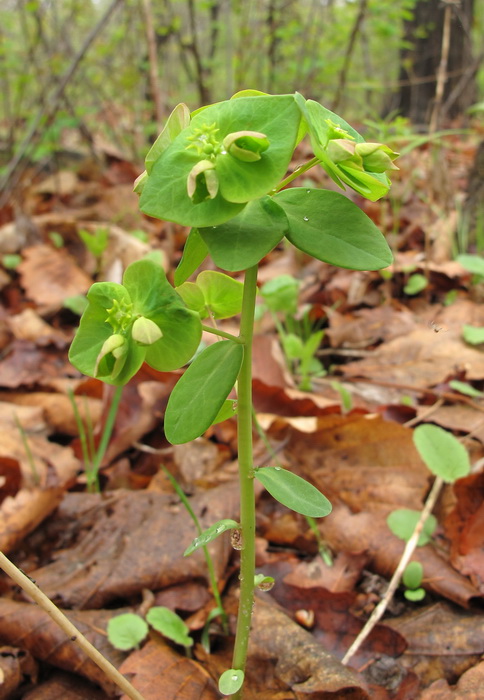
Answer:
[69,259,201,385]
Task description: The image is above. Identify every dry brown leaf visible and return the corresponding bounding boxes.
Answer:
[327,306,416,349]
[249,597,370,699]
[0,645,35,698]
[385,603,484,689]
[426,661,484,700]
[0,487,66,554]
[321,503,481,607]
[23,670,110,700]
[31,483,239,609]
[0,391,102,437]
[280,414,429,513]
[18,244,91,309]
[0,599,125,695]
[445,471,484,594]
[7,308,69,348]
[119,638,219,700]
[340,300,484,387]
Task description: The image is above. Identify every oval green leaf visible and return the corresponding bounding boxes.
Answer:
[174,228,209,286]
[254,466,332,517]
[199,196,288,271]
[462,324,484,345]
[146,606,193,647]
[413,424,470,483]
[219,669,244,696]
[164,341,244,444]
[402,561,423,590]
[184,518,239,556]
[107,613,148,651]
[196,270,244,319]
[404,587,426,602]
[274,188,392,270]
[387,508,437,546]
[404,273,427,295]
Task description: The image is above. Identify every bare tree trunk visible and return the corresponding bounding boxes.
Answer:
[332,0,368,112]
[141,0,164,129]
[393,0,476,126]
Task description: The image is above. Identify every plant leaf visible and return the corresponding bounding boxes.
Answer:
[219,669,244,696]
[404,273,427,295]
[174,228,209,286]
[462,324,484,345]
[184,519,239,556]
[413,424,470,483]
[199,196,287,271]
[402,561,423,589]
[164,341,244,444]
[107,613,148,651]
[387,509,437,546]
[254,466,332,517]
[274,188,392,270]
[196,271,244,319]
[456,254,484,277]
[146,606,193,647]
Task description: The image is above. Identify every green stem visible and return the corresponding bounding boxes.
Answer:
[231,264,259,697]
[272,156,319,193]
[201,324,243,343]
[88,385,123,493]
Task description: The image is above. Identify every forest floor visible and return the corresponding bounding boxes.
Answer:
[0,126,483,700]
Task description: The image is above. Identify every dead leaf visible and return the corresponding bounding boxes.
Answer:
[7,308,69,348]
[249,596,370,699]
[119,637,219,700]
[0,599,124,695]
[22,670,110,699]
[31,483,239,609]
[0,488,66,554]
[0,645,37,698]
[445,471,484,594]
[18,245,91,309]
[320,504,481,608]
[384,603,484,688]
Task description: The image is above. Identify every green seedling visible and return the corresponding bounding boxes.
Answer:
[68,387,123,493]
[462,324,484,345]
[48,231,64,248]
[448,380,483,398]
[331,380,353,414]
[78,226,109,270]
[163,467,228,636]
[14,413,40,486]
[63,295,88,316]
[2,254,21,270]
[258,274,326,390]
[387,508,437,602]
[403,272,427,296]
[107,607,193,652]
[456,253,484,281]
[344,423,471,665]
[388,423,470,604]
[70,90,398,698]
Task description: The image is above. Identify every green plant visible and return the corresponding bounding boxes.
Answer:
[68,387,124,493]
[343,423,471,665]
[69,91,397,697]
[78,227,109,270]
[107,607,193,652]
[387,507,437,601]
[258,274,326,390]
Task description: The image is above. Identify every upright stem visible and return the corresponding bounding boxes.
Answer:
[231,264,259,696]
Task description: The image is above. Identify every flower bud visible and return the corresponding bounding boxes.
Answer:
[132,316,163,345]
[326,138,357,164]
[187,160,219,202]
[222,131,269,162]
[95,334,128,379]
[355,142,399,173]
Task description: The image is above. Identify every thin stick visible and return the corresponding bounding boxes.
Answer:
[0,551,145,700]
[342,475,443,666]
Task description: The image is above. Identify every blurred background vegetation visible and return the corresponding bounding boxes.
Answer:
[0,0,482,177]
